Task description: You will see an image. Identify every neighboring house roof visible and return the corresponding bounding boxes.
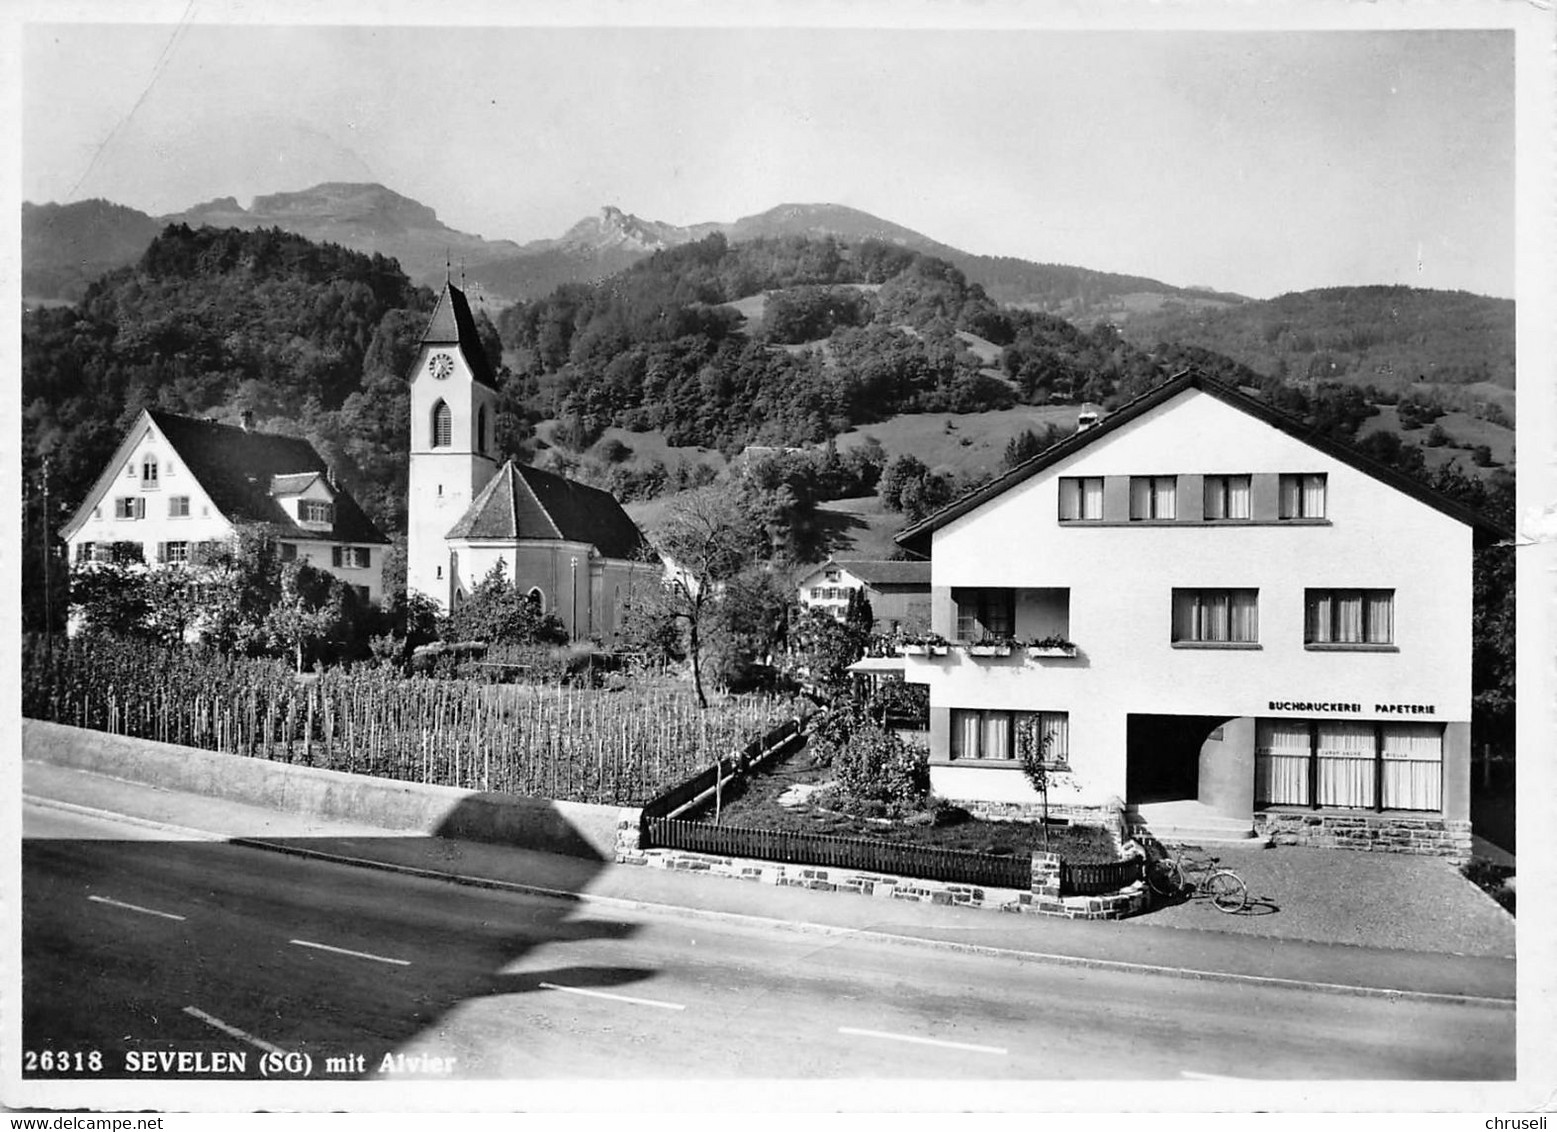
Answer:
[269,472,323,496]
[798,558,931,589]
[833,559,932,587]
[62,408,389,545]
[446,460,654,561]
[421,280,499,390]
[895,372,1511,556]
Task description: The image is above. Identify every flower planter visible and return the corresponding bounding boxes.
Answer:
[968,644,1014,657]
[897,643,950,657]
[1026,644,1078,658]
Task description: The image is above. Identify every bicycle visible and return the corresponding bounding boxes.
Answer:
[1138,833,1248,913]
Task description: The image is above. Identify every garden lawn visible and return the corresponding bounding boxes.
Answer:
[702,744,1119,864]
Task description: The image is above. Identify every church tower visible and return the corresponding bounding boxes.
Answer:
[406,281,501,609]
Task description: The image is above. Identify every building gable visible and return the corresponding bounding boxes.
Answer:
[896,373,1508,555]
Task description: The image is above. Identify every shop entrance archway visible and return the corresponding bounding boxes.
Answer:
[1125,714,1235,805]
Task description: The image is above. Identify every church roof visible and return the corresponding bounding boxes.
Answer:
[421,280,500,390]
[446,461,653,561]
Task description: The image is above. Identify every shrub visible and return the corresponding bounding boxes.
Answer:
[831,717,929,812]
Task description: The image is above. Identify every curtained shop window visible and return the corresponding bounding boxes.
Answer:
[1316,722,1376,808]
[1381,723,1442,811]
[1255,720,1311,806]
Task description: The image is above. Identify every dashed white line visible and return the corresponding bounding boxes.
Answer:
[183,1006,284,1055]
[536,981,686,1011]
[87,895,186,921]
[839,1027,1008,1055]
[289,939,411,966]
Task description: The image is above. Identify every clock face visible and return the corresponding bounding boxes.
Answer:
[429,352,455,380]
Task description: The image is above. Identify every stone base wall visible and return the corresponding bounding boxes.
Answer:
[1254,811,1472,862]
[615,843,1148,921]
[962,800,1124,835]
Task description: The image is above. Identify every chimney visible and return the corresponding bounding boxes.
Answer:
[1076,405,1102,433]
[240,410,254,432]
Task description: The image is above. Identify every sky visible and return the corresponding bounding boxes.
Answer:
[17,12,1523,300]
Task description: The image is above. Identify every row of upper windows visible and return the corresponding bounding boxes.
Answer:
[112,496,197,519]
[279,542,373,569]
[808,586,853,600]
[1172,587,1393,648]
[1058,473,1327,523]
[76,540,222,566]
[951,585,1393,648]
[77,539,373,573]
[430,401,489,453]
[106,495,334,527]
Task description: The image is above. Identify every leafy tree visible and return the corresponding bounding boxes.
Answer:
[441,561,567,646]
[263,561,339,673]
[644,486,766,707]
[67,561,154,639]
[789,607,868,692]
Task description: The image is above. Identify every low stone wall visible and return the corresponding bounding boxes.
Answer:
[615,840,1148,920]
[962,800,1126,836]
[1254,810,1472,862]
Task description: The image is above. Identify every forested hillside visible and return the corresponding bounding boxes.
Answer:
[1121,286,1515,398]
[20,225,476,632]
[495,232,1262,456]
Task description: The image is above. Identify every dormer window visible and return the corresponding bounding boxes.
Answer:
[299,499,334,525]
[432,401,452,448]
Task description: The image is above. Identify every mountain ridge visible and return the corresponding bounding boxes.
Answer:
[22,182,1243,316]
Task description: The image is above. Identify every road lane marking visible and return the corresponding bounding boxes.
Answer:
[536,981,686,1011]
[290,939,411,966]
[183,1006,284,1055]
[839,1027,1007,1055]
[87,895,186,921]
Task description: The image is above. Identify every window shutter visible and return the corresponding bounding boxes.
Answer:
[136,498,146,519]
[157,542,167,564]
[332,546,343,568]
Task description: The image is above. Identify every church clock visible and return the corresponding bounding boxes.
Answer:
[429,352,455,380]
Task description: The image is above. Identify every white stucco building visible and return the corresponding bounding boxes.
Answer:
[793,558,931,634]
[894,373,1502,857]
[61,408,390,626]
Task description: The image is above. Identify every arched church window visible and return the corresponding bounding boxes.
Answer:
[527,587,544,611]
[432,401,452,448]
[477,405,488,454]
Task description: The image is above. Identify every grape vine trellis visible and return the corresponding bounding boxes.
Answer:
[22,636,792,805]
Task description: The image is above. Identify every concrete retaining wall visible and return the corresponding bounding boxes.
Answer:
[23,720,625,861]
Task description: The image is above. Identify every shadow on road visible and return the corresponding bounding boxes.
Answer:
[23,800,653,1081]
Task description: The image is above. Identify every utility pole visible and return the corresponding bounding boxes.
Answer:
[41,454,53,656]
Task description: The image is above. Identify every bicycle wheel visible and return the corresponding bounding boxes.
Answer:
[1204,870,1247,913]
[1146,856,1184,898]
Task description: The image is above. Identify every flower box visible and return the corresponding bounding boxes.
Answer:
[896,638,950,657]
[967,643,1014,657]
[1026,641,1078,658]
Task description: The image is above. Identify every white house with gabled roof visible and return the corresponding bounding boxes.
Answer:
[893,372,1504,859]
[60,408,391,627]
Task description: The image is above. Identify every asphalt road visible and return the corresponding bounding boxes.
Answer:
[22,802,1514,1083]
